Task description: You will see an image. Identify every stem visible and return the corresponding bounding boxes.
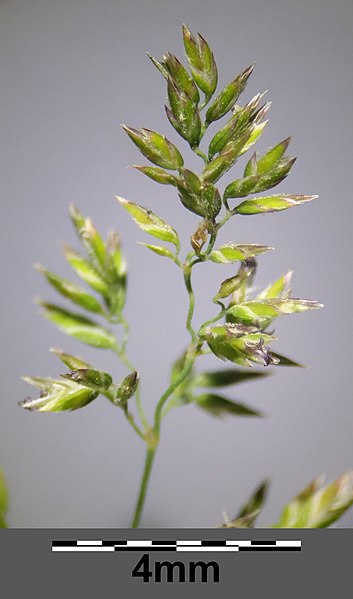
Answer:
[199,121,210,142]
[131,344,199,528]
[128,88,243,526]
[193,147,208,164]
[218,208,234,229]
[198,308,226,335]
[113,345,150,432]
[113,345,133,371]
[134,386,149,431]
[119,314,130,354]
[103,388,146,439]
[189,229,218,267]
[130,352,197,527]
[189,210,234,268]
[204,229,218,257]
[183,266,196,341]
[154,346,197,435]
[160,398,177,419]
[124,408,146,440]
[173,256,183,268]
[130,447,156,528]
[129,200,231,526]
[199,94,211,111]
[112,315,149,428]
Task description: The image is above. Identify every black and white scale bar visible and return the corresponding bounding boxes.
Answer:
[52,539,301,553]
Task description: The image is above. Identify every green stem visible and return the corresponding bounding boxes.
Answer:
[113,345,150,432]
[218,209,234,229]
[193,147,208,164]
[189,211,234,268]
[103,388,146,439]
[130,446,156,528]
[154,343,198,434]
[124,408,146,440]
[160,398,177,420]
[198,308,226,336]
[134,386,150,431]
[185,250,196,263]
[183,267,196,341]
[199,121,210,142]
[173,256,183,268]
[130,206,225,526]
[130,353,197,527]
[189,229,218,267]
[199,94,211,111]
[204,229,218,257]
[119,314,130,354]
[113,344,133,370]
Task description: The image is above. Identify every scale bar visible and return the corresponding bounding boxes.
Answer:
[52,539,301,553]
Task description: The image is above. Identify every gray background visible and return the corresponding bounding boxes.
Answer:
[1,0,352,527]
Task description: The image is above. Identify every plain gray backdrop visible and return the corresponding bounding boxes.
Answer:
[1,0,353,527]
